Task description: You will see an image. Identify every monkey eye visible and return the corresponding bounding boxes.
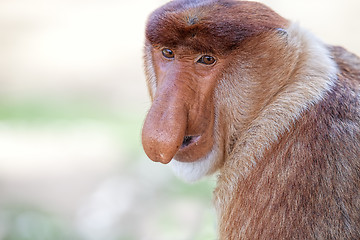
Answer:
[197,55,216,65]
[162,48,175,59]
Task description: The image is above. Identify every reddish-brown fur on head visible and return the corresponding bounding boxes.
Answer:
[146,0,288,55]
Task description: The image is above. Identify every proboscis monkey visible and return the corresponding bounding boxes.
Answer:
[141,0,360,239]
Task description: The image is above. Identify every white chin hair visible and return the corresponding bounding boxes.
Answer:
[168,149,218,182]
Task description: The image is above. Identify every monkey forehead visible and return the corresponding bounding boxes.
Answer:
[145,0,288,55]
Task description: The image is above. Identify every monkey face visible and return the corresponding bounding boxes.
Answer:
[141,0,288,181]
[142,45,226,165]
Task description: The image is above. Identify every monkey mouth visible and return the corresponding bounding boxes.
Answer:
[175,132,213,162]
[181,135,200,149]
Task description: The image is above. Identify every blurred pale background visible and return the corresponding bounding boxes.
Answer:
[0,0,359,239]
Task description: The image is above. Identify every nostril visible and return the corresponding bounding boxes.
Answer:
[182,136,193,147]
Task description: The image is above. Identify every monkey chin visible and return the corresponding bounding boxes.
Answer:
[169,144,223,182]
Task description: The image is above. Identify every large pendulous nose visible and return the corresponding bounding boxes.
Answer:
[141,91,187,164]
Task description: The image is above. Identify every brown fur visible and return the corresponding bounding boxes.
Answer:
[146,0,288,55]
[218,53,360,238]
[142,0,360,239]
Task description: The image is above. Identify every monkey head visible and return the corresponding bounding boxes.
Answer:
[141,0,288,181]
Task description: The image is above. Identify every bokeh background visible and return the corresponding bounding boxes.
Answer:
[0,0,359,239]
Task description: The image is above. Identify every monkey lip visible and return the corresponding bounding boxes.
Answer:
[180,135,201,149]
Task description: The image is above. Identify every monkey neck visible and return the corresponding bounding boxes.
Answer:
[214,22,338,231]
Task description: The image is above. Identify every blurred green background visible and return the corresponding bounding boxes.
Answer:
[0,0,359,239]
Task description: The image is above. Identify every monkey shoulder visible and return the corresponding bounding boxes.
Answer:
[295,79,360,159]
[261,58,360,238]
[329,45,360,86]
[298,46,360,146]
[274,49,360,181]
